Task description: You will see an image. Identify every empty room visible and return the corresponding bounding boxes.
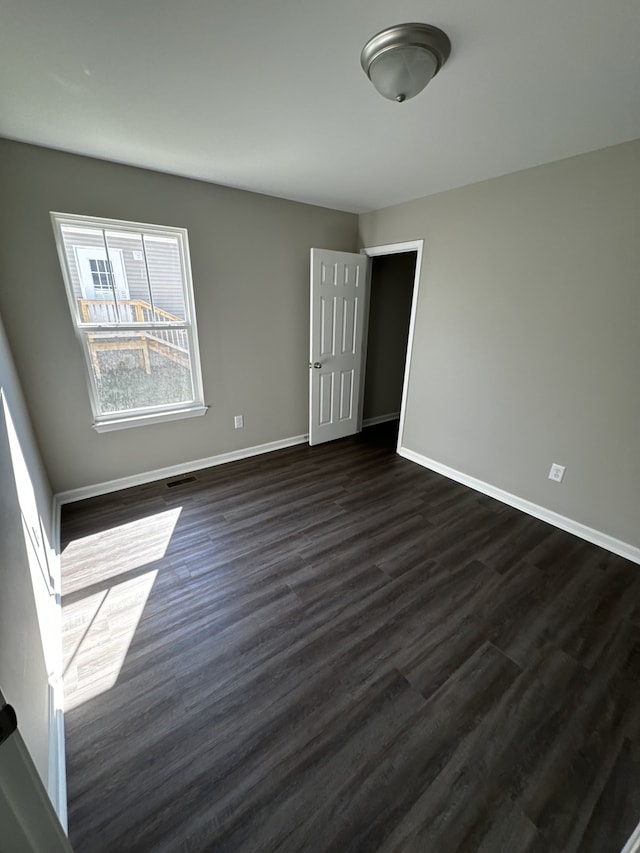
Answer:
[0,1,639,851]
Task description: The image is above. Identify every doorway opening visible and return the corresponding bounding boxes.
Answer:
[308,241,422,449]
[360,240,423,452]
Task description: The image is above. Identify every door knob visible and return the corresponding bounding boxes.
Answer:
[310,362,322,369]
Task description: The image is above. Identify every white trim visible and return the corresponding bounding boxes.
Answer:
[55,434,308,505]
[47,501,67,830]
[355,257,372,433]
[47,680,67,833]
[50,500,61,567]
[360,240,424,458]
[398,445,640,565]
[362,412,400,427]
[621,820,640,853]
[93,404,208,432]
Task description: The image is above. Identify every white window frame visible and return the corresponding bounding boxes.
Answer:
[51,212,207,432]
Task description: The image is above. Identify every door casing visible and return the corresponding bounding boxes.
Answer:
[359,240,424,452]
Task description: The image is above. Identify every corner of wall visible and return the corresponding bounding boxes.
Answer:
[398,444,640,566]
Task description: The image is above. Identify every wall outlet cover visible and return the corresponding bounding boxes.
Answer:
[548,463,566,483]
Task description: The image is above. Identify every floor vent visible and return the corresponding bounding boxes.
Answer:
[166,475,197,488]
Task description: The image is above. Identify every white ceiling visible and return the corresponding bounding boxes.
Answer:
[1,0,639,213]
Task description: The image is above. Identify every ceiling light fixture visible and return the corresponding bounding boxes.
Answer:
[361,23,451,103]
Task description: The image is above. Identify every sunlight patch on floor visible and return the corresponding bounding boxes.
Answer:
[63,569,158,711]
[61,507,181,710]
[62,507,181,594]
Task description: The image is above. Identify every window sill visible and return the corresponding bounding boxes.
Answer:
[93,405,208,433]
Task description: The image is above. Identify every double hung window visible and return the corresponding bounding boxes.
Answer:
[51,212,206,431]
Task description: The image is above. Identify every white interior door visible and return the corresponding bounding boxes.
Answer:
[309,249,369,445]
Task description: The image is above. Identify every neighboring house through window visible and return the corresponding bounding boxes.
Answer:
[75,247,129,301]
[51,212,207,431]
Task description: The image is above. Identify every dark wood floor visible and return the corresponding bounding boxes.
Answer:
[61,423,640,853]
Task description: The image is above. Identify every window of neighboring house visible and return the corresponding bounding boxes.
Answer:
[90,258,113,292]
[51,212,207,432]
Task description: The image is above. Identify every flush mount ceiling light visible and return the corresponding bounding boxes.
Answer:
[361,23,451,103]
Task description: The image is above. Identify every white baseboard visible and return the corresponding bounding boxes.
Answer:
[621,820,640,853]
[362,412,400,428]
[47,680,67,833]
[54,434,308,506]
[47,506,67,830]
[398,446,640,565]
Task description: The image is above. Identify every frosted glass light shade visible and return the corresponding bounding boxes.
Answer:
[368,46,439,102]
[361,23,451,103]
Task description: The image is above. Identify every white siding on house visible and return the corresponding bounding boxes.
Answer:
[61,226,186,319]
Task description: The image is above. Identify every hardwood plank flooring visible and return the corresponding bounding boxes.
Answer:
[60,423,640,852]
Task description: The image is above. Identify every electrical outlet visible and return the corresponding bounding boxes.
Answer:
[234,415,244,429]
[548,463,565,483]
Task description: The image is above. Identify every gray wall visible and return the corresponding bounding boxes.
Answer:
[360,139,640,550]
[0,140,358,493]
[2,137,637,551]
[0,311,57,790]
[363,253,415,421]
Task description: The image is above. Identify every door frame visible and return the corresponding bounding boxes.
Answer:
[359,240,424,452]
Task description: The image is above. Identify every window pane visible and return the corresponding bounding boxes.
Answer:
[143,235,187,321]
[86,329,195,415]
[90,258,114,292]
[103,230,152,322]
[60,225,119,321]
